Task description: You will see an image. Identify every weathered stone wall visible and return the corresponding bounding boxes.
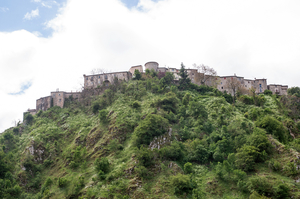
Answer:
[129,65,143,74]
[36,96,51,111]
[252,79,267,94]
[51,91,66,108]
[145,61,159,71]
[268,84,288,95]
[84,72,132,89]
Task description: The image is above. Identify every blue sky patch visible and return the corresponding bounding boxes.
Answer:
[8,81,32,95]
[0,0,67,37]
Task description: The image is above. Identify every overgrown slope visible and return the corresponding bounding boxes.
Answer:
[1,72,300,199]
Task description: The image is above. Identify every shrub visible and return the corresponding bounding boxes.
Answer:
[235,145,260,171]
[24,113,34,125]
[94,157,109,173]
[134,114,169,147]
[58,177,68,188]
[135,165,152,179]
[43,159,53,168]
[256,116,288,143]
[170,173,193,195]
[92,101,100,114]
[264,89,273,95]
[136,146,154,167]
[247,128,272,154]
[187,145,209,164]
[131,101,141,109]
[268,159,282,172]
[184,162,193,174]
[160,141,184,161]
[239,95,254,105]
[99,109,109,124]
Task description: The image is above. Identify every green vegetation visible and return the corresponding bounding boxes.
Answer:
[1,70,300,198]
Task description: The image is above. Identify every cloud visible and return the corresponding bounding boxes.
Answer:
[0,7,9,12]
[32,0,59,8]
[8,81,33,96]
[1,0,300,132]
[24,8,39,20]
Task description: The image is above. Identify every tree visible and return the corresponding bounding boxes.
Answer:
[179,63,191,90]
[160,72,175,87]
[133,69,142,80]
[225,77,241,103]
[193,63,217,86]
[288,87,300,97]
[134,114,169,147]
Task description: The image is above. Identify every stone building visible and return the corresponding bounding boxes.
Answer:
[30,61,290,116]
[268,84,288,95]
[129,65,143,75]
[36,91,81,112]
[83,71,132,89]
[145,61,159,71]
[36,96,52,111]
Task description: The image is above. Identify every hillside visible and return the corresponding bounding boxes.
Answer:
[1,70,300,199]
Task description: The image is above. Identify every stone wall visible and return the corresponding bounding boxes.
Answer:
[83,71,131,89]
[268,84,288,95]
[36,96,51,111]
[129,65,143,74]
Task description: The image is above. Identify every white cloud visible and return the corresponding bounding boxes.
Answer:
[1,0,300,132]
[32,0,41,2]
[0,7,9,12]
[24,8,39,20]
[32,31,43,37]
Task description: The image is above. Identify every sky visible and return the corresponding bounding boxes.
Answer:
[0,0,300,132]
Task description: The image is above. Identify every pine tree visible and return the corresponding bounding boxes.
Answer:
[179,63,191,90]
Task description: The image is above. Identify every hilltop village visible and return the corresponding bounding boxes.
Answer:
[26,61,288,115]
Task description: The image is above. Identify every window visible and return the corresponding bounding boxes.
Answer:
[192,73,194,75]
[275,85,277,88]
[221,87,223,89]
[221,82,222,84]
[86,77,88,80]
[245,85,247,87]
[59,99,61,102]
[105,75,108,80]
[59,93,60,96]
[259,84,262,88]
[53,94,55,97]
[99,76,100,78]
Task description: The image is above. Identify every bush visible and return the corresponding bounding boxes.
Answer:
[239,95,254,105]
[184,162,193,174]
[187,145,209,164]
[247,128,272,154]
[135,165,152,179]
[99,109,109,124]
[94,157,109,173]
[136,146,154,167]
[131,101,141,109]
[268,159,282,172]
[264,89,273,95]
[160,141,184,161]
[235,145,260,171]
[256,116,288,143]
[58,177,68,188]
[24,113,34,125]
[170,173,193,195]
[134,114,169,147]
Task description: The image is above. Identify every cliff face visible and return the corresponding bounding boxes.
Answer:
[1,77,300,199]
